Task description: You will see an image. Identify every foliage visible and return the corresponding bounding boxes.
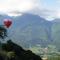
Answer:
[6,51,16,59]
[0,25,7,39]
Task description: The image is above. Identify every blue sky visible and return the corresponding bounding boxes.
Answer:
[41,0,59,9]
[0,0,60,21]
[41,0,57,9]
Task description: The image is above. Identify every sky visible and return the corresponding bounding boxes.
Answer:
[0,0,60,21]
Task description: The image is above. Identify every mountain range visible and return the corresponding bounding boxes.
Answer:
[0,13,60,49]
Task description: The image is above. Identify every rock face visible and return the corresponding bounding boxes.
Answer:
[1,40,42,60]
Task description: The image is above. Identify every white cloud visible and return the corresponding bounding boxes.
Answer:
[0,0,35,12]
[40,10,60,21]
[0,0,42,16]
[0,0,34,16]
[0,0,60,21]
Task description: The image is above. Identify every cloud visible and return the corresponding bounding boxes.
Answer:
[0,0,45,17]
[0,0,35,12]
[28,0,60,21]
[0,0,42,16]
[0,0,60,21]
[7,11,23,17]
[39,9,60,21]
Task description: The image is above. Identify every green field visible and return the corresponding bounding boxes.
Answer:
[42,55,60,60]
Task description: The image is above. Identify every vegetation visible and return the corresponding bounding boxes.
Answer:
[0,40,42,60]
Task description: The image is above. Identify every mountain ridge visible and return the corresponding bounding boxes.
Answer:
[0,13,60,49]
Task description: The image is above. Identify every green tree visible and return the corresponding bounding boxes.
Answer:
[0,25,7,39]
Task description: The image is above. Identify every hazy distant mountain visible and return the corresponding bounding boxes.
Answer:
[0,13,60,49]
[10,13,52,47]
[51,19,60,50]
